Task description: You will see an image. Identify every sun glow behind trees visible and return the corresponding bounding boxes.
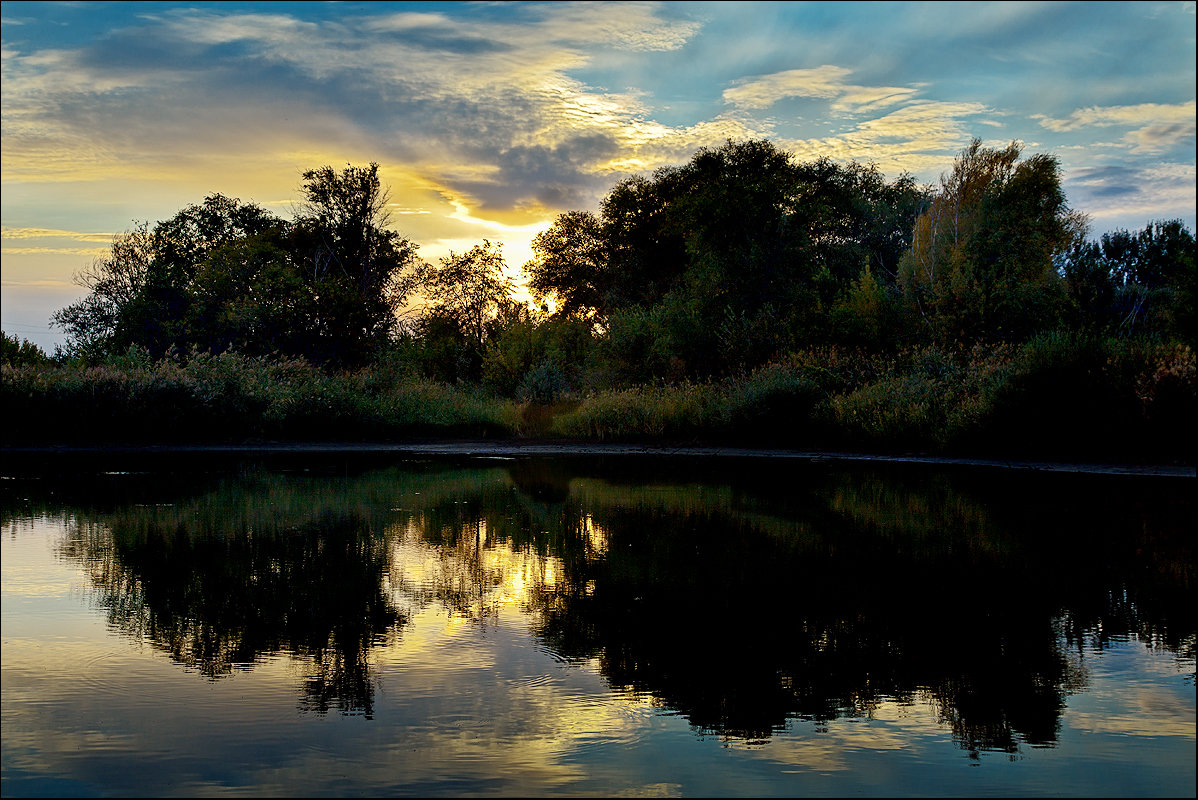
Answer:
[2,2,1193,354]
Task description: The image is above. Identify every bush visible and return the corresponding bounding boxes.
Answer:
[830,374,947,449]
[718,364,822,443]
[3,337,1190,459]
[518,360,571,402]
[1,332,52,367]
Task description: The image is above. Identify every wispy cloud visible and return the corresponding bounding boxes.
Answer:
[0,3,711,216]
[1064,162,1197,223]
[1035,101,1196,154]
[1,246,110,256]
[2,226,115,242]
[1035,102,1195,132]
[1,1,1192,241]
[723,65,919,114]
[0,226,115,257]
[779,100,992,176]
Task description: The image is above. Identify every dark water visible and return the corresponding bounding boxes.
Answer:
[1,453,1193,797]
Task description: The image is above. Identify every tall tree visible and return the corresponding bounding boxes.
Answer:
[53,167,423,367]
[898,139,1078,341]
[293,163,421,366]
[53,196,290,360]
[525,210,608,321]
[417,240,514,379]
[53,223,157,360]
[525,139,926,375]
[1062,220,1198,340]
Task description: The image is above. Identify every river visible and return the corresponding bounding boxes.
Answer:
[2,451,1193,796]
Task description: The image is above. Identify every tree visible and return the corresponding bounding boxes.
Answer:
[1081,220,1196,340]
[1059,235,1116,335]
[417,240,514,380]
[52,196,291,360]
[1,332,51,366]
[898,139,1077,341]
[525,211,607,321]
[525,139,926,377]
[184,234,314,357]
[293,163,421,366]
[53,168,423,367]
[52,223,157,360]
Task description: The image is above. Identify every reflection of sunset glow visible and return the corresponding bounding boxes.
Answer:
[385,515,567,622]
[583,513,608,556]
[3,459,1194,795]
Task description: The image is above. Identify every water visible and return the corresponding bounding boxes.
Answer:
[2,452,1193,797]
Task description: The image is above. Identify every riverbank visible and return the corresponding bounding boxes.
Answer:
[3,440,1193,478]
[4,338,1194,464]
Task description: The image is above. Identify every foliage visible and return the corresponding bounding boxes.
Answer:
[897,139,1078,342]
[480,309,594,399]
[0,352,518,445]
[52,165,421,368]
[525,210,607,320]
[526,139,928,379]
[293,162,422,366]
[30,139,1198,462]
[1058,220,1196,342]
[1,332,52,367]
[415,240,513,380]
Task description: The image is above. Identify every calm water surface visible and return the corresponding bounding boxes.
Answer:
[1,453,1193,797]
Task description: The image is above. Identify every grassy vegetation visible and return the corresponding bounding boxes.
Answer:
[550,336,1195,461]
[0,344,519,444]
[4,332,1192,462]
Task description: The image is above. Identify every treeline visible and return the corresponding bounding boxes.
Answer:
[2,138,1195,457]
[29,139,1196,383]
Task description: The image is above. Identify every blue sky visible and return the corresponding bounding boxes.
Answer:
[2,0,1195,351]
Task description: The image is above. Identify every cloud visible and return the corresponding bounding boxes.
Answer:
[2,1,1190,249]
[529,1,702,52]
[0,226,115,257]
[1,246,110,255]
[1,226,115,242]
[1064,162,1196,226]
[1035,101,1195,132]
[778,100,992,176]
[0,3,713,220]
[1122,120,1197,154]
[1035,101,1196,154]
[723,65,919,114]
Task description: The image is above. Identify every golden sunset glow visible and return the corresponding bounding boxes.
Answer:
[2,1,1194,350]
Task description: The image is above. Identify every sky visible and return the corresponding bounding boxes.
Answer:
[2,0,1195,352]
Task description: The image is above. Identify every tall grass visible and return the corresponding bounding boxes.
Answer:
[3,338,1192,461]
[549,337,1194,460]
[1,349,519,445]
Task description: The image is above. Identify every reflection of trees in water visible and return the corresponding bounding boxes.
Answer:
[58,481,405,718]
[519,466,1193,751]
[27,458,1194,748]
[384,462,601,624]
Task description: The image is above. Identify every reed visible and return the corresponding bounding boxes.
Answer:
[3,338,1192,460]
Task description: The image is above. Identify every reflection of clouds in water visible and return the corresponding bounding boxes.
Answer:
[733,702,940,770]
[319,606,665,795]
[2,460,1194,795]
[1,516,82,599]
[1064,641,1195,739]
[6,515,665,796]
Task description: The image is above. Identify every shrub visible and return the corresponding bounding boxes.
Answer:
[1,332,52,367]
[518,360,571,403]
[830,374,947,449]
[718,363,822,443]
